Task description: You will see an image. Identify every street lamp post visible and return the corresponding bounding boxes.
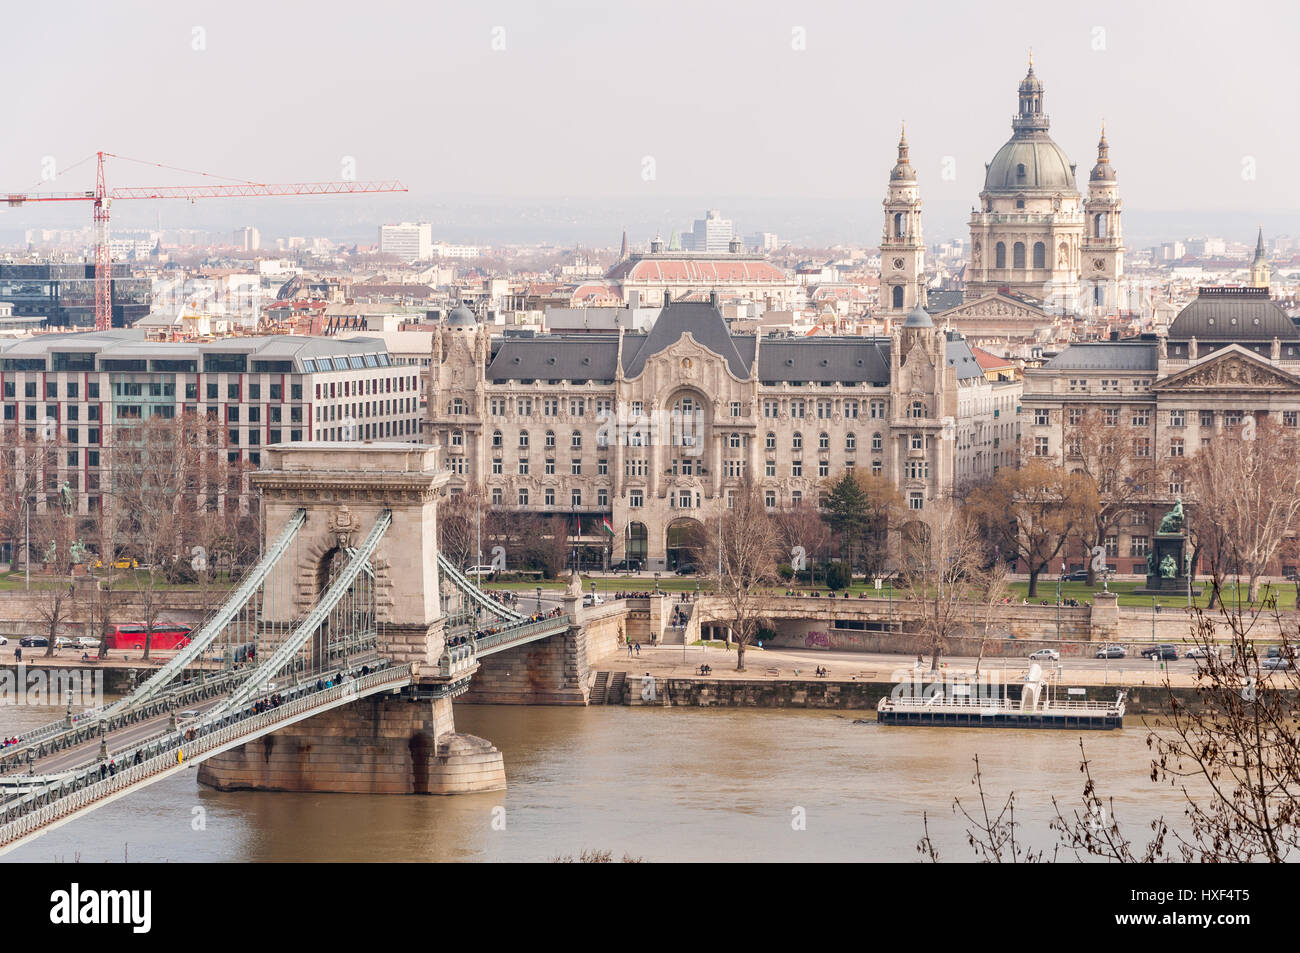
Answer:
[23,497,30,591]
[535,586,542,614]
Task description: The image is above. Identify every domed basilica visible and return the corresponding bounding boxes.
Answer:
[882,60,1125,340]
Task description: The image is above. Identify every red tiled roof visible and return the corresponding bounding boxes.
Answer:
[607,256,788,283]
[971,346,1013,370]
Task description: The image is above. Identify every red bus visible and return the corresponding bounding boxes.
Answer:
[105,623,193,651]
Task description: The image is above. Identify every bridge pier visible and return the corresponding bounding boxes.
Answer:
[196,692,505,795]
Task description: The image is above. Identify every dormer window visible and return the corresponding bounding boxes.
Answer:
[1016,163,1026,177]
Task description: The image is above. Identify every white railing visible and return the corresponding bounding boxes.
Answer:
[882,693,1122,713]
[0,663,412,849]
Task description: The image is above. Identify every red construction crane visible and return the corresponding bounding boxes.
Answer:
[2,151,406,330]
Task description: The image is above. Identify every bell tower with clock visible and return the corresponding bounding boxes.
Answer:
[1081,123,1124,313]
[881,124,926,322]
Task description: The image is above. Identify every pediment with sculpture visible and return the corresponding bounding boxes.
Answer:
[1153,349,1300,393]
[934,292,1053,327]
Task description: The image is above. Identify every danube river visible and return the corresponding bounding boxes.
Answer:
[0,704,1189,862]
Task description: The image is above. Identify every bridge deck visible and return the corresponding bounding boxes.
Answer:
[0,663,413,855]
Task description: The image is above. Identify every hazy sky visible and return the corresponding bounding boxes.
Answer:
[3,0,1298,243]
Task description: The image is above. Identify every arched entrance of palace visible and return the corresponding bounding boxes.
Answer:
[666,518,705,571]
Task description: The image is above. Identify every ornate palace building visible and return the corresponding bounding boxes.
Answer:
[426,297,1020,571]
[1021,284,1300,575]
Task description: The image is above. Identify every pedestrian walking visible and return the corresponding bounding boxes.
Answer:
[634,641,640,657]
[627,640,633,658]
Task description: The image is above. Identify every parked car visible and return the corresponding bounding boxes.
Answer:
[674,564,697,576]
[1265,645,1297,660]
[71,636,101,649]
[610,559,642,573]
[1063,569,1090,582]
[18,636,48,647]
[464,565,496,579]
[1140,644,1179,660]
[1263,656,1293,671]
[1095,644,1126,659]
[53,636,75,649]
[582,593,606,607]
[0,636,7,646]
[1028,649,1060,661]
[1185,646,1220,659]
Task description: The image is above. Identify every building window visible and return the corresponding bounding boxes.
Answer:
[910,433,924,451]
[1200,410,1214,428]
[1034,436,1050,456]
[572,490,582,507]
[846,432,856,452]
[545,489,555,506]
[1034,409,1050,426]
[818,432,829,450]
[1103,408,1119,426]
[910,401,925,419]
[1132,409,1150,427]
[1169,438,1184,457]
[630,491,643,508]
[519,431,530,448]
[764,491,776,509]
[792,460,803,477]
[792,432,803,450]
[765,460,776,477]
[872,433,883,451]
[844,400,859,419]
[1169,410,1185,428]
[909,493,924,510]
[763,400,779,418]
[518,489,529,506]
[730,401,741,418]
[1130,536,1149,557]
[1068,379,1087,393]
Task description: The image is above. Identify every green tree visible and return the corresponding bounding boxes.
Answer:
[821,474,870,571]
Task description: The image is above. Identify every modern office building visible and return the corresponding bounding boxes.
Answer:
[0,262,151,329]
[0,330,424,515]
[379,223,433,262]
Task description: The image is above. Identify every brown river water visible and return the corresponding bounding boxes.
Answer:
[0,703,1189,862]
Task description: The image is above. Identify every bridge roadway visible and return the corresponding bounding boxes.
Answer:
[0,661,414,854]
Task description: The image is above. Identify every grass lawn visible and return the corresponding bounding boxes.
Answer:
[484,573,1300,611]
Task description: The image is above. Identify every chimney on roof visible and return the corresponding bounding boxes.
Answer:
[664,290,672,307]
[710,290,719,309]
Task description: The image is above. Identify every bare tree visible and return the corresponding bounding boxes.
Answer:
[1064,408,1161,585]
[773,500,831,579]
[898,500,990,672]
[32,503,78,658]
[702,480,781,672]
[111,414,202,659]
[974,559,1011,678]
[929,595,1300,862]
[969,460,1097,598]
[437,486,486,572]
[1182,417,1300,602]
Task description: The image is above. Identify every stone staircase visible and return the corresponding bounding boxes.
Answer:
[605,671,626,705]
[590,671,610,705]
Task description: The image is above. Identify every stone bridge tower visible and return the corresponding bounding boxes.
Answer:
[197,442,506,796]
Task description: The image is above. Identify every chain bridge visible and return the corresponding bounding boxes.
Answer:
[0,443,577,855]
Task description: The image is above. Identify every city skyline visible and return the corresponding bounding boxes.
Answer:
[1,1,1298,244]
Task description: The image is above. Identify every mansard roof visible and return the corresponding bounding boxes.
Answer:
[1166,287,1298,343]
[1041,341,1158,371]
[621,300,751,379]
[757,338,890,384]
[486,335,621,382]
